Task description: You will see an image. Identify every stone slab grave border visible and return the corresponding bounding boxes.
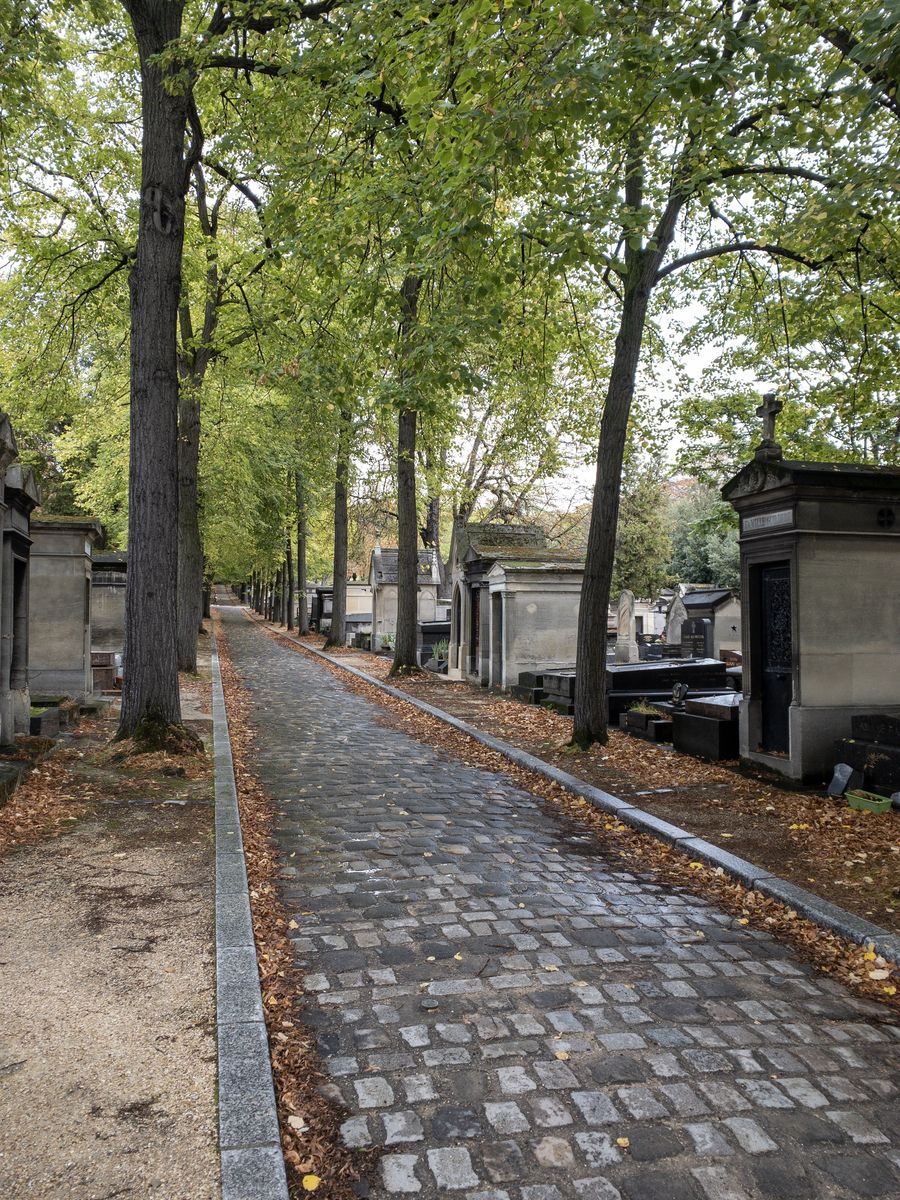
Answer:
[251,614,899,966]
[211,628,289,1200]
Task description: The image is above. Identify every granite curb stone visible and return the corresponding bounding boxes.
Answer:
[212,629,288,1200]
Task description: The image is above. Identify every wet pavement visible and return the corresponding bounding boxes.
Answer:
[218,604,900,1200]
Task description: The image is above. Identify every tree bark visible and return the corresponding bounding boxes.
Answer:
[118,0,188,742]
[285,538,295,631]
[296,471,309,635]
[176,388,202,670]
[324,410,350,648]
[572,275,653,747]
[572,150,683,746]
[391,273,422,675]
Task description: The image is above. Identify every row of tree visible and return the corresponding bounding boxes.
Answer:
[0,1,896,744]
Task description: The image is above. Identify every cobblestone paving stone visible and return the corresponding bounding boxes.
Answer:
[220,607,900,1200]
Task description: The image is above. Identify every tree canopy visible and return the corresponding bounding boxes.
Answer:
[0,0,895,740]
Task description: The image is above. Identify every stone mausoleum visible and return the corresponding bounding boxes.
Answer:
[448,522,584,688]
[29,516,104,700]
[0,414,41,744]
[723,396,900,781]
[369,542,443,649]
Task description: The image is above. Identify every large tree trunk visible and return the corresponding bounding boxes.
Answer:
[324,411,350,648]
[393,407,419,670]
[391,273,422,675]
[296,472,309,635]
[572,272,654,747]
[285,538,295,631]
[118,0,188,742]
[176,389,202,670]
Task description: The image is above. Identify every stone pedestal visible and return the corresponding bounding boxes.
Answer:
[614,639,640,664]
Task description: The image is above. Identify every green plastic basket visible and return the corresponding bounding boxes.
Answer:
[845,790,892,814]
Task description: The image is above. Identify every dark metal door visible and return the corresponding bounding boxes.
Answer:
[469,587,479,674]
[760,563,792,753]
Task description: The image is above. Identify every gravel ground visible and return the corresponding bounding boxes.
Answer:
[0,771,218,1198]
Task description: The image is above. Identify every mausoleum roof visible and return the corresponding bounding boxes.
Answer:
[491,551,585,570]
[684,588,735,609]
[723,457,900,502]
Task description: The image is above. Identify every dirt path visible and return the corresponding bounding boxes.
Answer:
[0,653,218,1199]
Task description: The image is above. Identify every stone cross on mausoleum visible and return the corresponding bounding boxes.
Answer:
[754,391,784,461]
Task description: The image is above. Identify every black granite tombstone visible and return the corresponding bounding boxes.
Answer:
[680,616,714,659]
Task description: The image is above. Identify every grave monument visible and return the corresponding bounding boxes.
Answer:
[0,415,40,744]
[614,589,640,663]
[664,590,688,650]
[29,516,104,700]
[722,393,900,781]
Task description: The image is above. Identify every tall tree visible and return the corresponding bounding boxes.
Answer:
[391,273,423,674]
[117,0,192,741]
[324,409,351,649]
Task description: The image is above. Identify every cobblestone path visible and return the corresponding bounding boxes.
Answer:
[219,605,899,1200]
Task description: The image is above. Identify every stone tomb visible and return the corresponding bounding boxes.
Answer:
[834,713,900,795]
[310,582,373,642]
[448,521,584,688]
[91,550,127,657]
[0,416,41,744]
[29,517,103,700]
[541,658,729,721]
[672,692,741,761]
[722,415,900,781]
[682,588,741,658]
[369,542,441,650]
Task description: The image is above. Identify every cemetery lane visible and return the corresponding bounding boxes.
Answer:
[219,603,900,1200]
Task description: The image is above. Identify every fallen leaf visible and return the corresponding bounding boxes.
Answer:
[554,1050,570,1061]
[302,1172,320,1190]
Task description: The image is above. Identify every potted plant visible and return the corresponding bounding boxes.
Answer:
[625,700,658,732]
[427,638,450,673]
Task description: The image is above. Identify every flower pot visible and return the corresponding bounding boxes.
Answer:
[846,789,892,814]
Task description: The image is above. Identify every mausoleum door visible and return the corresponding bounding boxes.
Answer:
[469,586,479,674]
[758,562,792,754]
[451,586,461,669]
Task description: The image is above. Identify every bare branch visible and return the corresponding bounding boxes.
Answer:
[656,240,834,281]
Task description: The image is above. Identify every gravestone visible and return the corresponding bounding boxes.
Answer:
[680,616,713,659]
[665,593,688,649]
[834,713,900,794]
[614,589,640,664]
